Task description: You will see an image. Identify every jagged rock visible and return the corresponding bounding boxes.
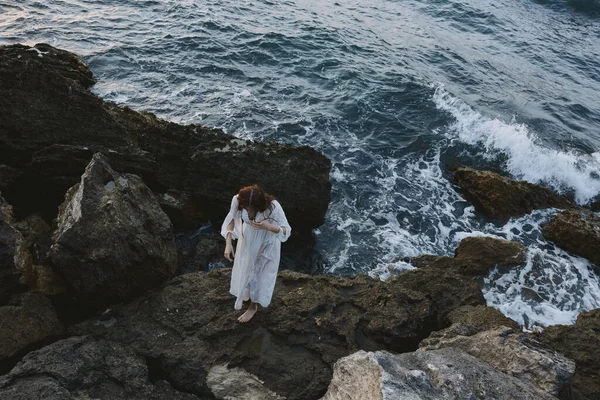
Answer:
[453,167,572,220]
[321,349,555,400]
[412,236,525,277]
[0,336,200,400]
[543,209,600,266]
[0,293,64,360]
[0,204,26,300]
[420,327,574,397]
[535,308,600,400]
[70,267,484,400]
[0,43,331,231]
[50,153,177,308]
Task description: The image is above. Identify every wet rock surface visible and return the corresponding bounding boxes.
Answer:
[543,208,600,267]
[0,293,64,361]
[67,267,484,400]
[0,43,331,231]
[412,236,525,277]
[535,309,600,400]
[453,167,572,220]
[321,348,556,400]
[0,336,201,400]
[50,153,177,308]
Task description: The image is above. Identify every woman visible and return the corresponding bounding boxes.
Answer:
[221,184,291,322]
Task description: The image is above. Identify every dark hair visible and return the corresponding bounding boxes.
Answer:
[237,184,276,212]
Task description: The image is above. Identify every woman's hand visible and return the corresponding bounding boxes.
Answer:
[249,220,279,233]
[224,242,235,261]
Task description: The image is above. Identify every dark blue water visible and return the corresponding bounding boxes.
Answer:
[2,0,600,329]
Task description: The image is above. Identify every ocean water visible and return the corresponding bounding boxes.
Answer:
[2,0,600,330]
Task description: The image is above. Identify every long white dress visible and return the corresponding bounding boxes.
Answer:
[220,195,291,309]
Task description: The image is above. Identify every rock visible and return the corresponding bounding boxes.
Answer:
[535,308,600,400]
[543,209,600,266]
[0,43,331,232]
[50,153,177,308]
[70,267,484,400]
[419,305,521,342]
[177,236,225,275]
[447,304,521,332]
[206,364,285,400]
[453,167,572,220]
[321,348,555,400]
[0,293,64,360]
[13,214,66,295]
[0,336,201,400]
[420,327,574,397]
[412,236,525,277]
[0,204,26,300]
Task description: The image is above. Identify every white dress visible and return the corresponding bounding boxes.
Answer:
[220,195,291,309]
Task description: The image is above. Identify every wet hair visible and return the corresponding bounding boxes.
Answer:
[237,184,276,212]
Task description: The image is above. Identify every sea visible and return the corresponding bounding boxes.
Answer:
[2,0,600,330]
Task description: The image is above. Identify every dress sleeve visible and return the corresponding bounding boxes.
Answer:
[221,195,239,239]
[271,201,291,242]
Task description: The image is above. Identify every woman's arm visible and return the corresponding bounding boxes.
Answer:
[248,201,291,242]
[221,195,239,261]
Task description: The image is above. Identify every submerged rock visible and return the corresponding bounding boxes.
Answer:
[0,293,64,360]
[535,308,600,400]
[412,236,525,277]
[50,153,177,308]
[0,43,331,231]
[543,208,600,266]
[68,267,483,400]
[0,336,200,400]
[321,348,555,400]
[453,167,572,220]
[421,327,574,397]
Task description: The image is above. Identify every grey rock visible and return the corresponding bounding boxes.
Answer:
[50,153,177,308]
[321,349,556,400]
[420,327,574,397]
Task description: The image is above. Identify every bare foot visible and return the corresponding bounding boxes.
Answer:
[237,303,258,323]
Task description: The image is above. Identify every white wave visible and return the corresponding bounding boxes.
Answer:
[432,84,600,204]
[483,245,600,331]
[369,260,415,281]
